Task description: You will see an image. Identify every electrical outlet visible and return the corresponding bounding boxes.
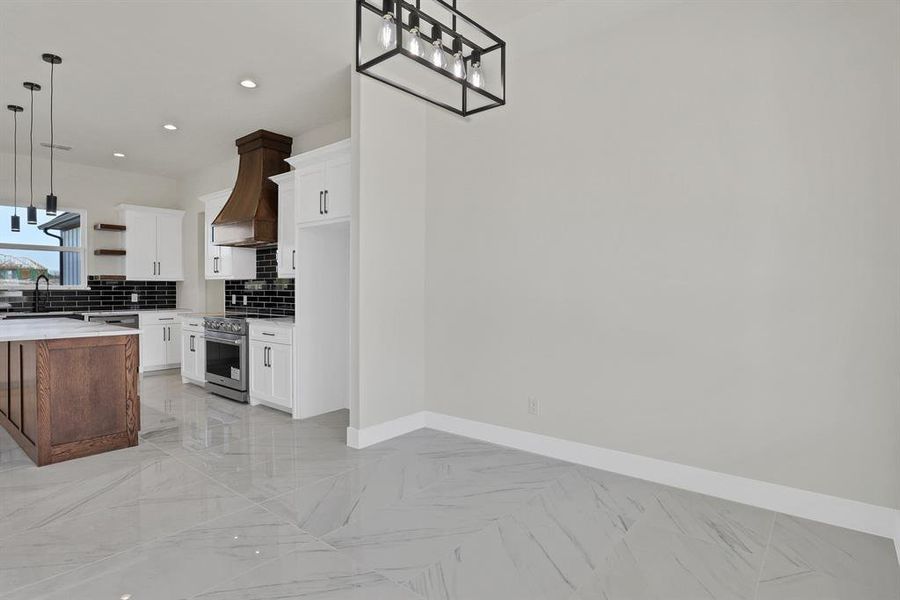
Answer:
[231,294,237,305]
[242,295,248,306]
[130,293,138,303]
[528,397,540,416]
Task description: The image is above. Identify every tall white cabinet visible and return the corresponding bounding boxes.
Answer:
[200,189,256,280]
[118,205,185,281]
[269,139,351,420]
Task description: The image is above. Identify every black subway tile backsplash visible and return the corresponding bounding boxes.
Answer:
[3,277,176,313]
[224,247,295,318]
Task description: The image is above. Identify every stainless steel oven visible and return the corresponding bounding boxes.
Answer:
[204,316,249,403]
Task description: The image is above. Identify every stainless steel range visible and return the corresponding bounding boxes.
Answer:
[204,316,249,403]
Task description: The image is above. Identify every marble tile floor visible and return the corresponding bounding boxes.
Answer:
[0,373,897,599]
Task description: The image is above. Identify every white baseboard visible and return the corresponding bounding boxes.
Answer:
[346,411,426,449]
[424,412,899,542]
[347,410,900,546]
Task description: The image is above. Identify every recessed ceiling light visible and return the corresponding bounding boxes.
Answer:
[240,79,257,89]
[113,152,126,158]
[163,123,177,131]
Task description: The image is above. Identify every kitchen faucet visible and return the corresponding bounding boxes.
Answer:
[34,274,50,313]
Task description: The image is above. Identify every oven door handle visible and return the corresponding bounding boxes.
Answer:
[205,336,245,346]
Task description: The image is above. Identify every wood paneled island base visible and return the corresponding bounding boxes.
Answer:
[0,334,140,466]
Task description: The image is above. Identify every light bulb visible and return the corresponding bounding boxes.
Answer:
[469,65,484,88]
[430,41,448,70]
[452,54,466,79]
[407,29,424,58]
[450,38,465,79]
[469,51,484,88]
[379,14,396,50]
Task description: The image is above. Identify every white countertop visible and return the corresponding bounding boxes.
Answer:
[246,317,295,328]
[87,309,193,317]
[0,318,141,342]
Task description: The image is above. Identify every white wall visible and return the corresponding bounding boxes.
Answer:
[423,0,900,508]
[0,153,178,278]
[175,119,351,312]
[352,75,427,430]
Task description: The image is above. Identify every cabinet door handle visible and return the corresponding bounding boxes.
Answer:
[190,335,194,352]
[158,261,162,275]
[319,191,324,215]
[292,250,295,270]
[324,190,328,214]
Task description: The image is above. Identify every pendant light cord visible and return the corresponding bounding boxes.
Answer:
[29,87,34,208]
[12,112,17,216]
[49,61,54,195]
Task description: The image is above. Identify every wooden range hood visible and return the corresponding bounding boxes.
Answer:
[212,129,292,247]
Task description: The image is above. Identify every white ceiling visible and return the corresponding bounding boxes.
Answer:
[0,0,556,179]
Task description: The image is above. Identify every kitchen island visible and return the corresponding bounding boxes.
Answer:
[0,318,140,466]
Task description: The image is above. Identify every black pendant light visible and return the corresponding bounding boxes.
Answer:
[42,53,62,216]
[6,104,24,232]
[23,81,41,225]
[356,0,506,116]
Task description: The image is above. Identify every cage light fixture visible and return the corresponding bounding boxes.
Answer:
[356,0,506,116]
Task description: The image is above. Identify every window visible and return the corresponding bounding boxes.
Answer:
[0,206,86,288]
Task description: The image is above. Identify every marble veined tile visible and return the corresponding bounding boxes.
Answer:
[0,440,31,473]
[263,449,454,537]
[322,468,567,583]
[758,514,900,598]
[322,502,496,584]
[573,521,760,600]
[0,444,170,539]
[193,538,421,600]
[0,466,253,593]
[177,446,387,502]
[636,487,775,571]
[407,472,636,600]
[756,569,900,600]
[2,506,313,600]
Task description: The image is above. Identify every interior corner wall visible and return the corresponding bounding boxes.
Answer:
[353,74,427,430]
[423,0,900,508]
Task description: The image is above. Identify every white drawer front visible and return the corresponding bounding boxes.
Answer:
[141,312,181,326]
[250,326,292,345]
[181,317,205,332]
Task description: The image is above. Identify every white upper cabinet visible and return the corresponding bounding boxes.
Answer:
[119,205,185,281]
[286,139,351,226]
[271,173,296,279]
[200,190,256,280]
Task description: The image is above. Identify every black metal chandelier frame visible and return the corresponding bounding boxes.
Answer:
[356,0,506,116]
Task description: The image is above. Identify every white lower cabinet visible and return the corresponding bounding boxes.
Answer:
[140,313,182,372]
[248,322,293,414]
[181,317,206,385]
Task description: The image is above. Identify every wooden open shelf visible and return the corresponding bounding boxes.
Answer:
[93,249,126,256]
[93,223,126,231]
[90,275,126,281]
